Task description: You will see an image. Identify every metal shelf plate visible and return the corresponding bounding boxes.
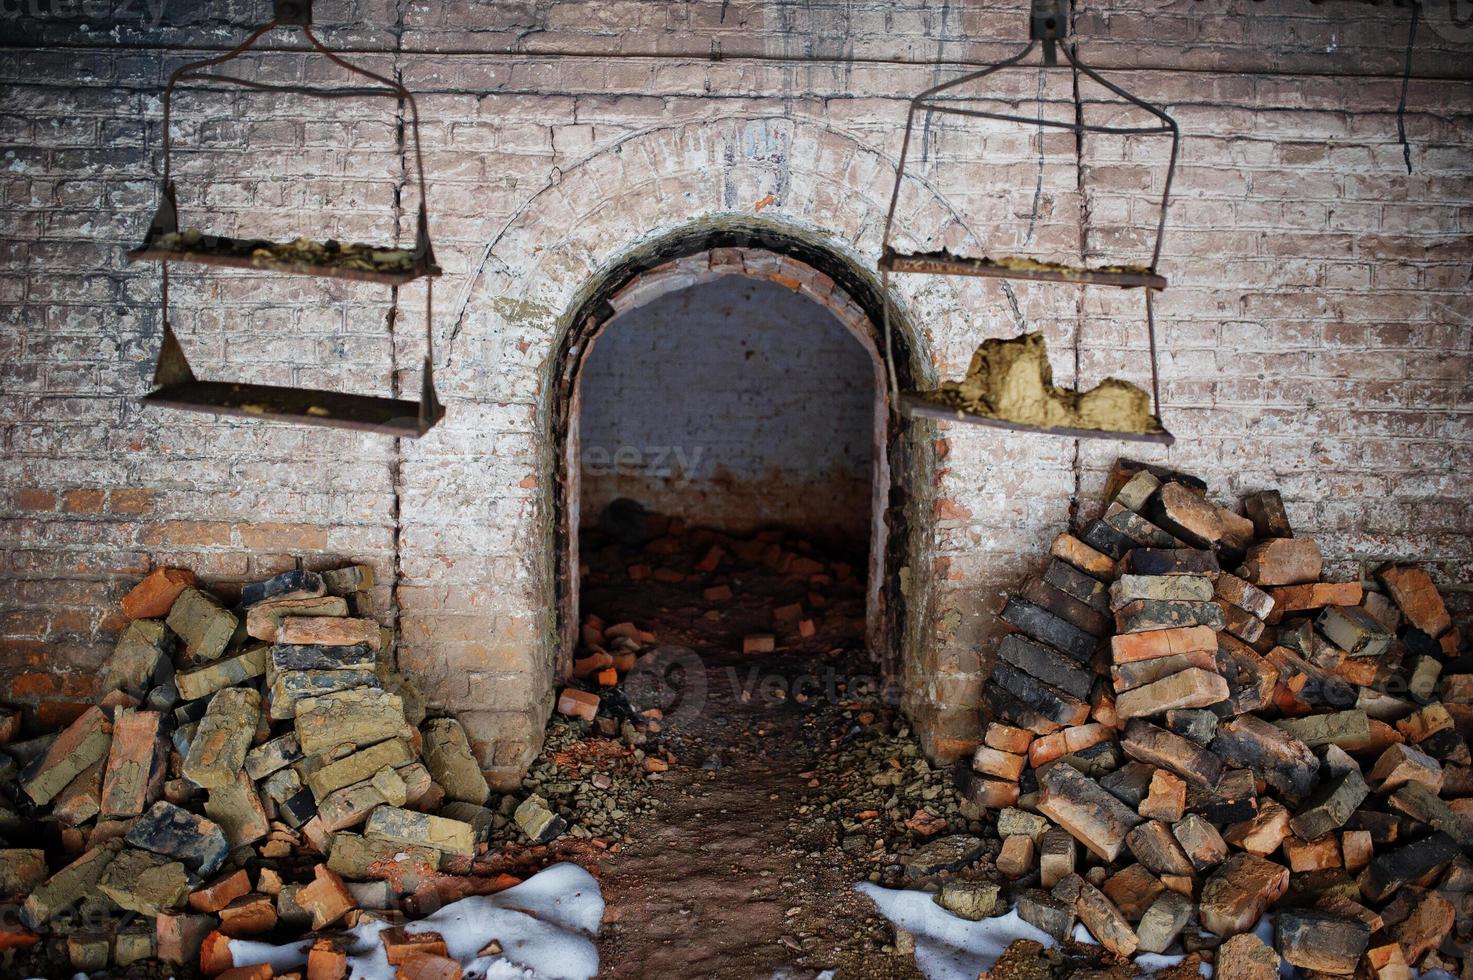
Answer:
[143,381,443,437]
[880,251,1167,290]
[900,393,1176,445]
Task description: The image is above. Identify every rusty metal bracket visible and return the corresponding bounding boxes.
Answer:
[127,6,445,437]
[1031,0,1069,66]
[876,10,1180,444]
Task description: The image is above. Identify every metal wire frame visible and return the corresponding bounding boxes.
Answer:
[877,38,1180,443]
[131,12,444,436]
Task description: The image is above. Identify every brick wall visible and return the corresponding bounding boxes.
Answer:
[1,0,1470,781]
[578,273,877,542]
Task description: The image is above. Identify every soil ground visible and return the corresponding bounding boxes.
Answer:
[574,519,927,978]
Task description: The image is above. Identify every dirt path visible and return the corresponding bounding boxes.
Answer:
[575,524,926,977]
[592,648,921,978]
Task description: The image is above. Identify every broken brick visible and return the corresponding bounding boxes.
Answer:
[299,864,356,930]
[1199,853,1289,937]
[556,688,599,721]
[165,588,238,662]
[1276,909,1369,975]
[997,834,1035,879]
[121,567,197,620]
[1242,538,1322,586]
[1036,762,1143,861]
[1378,565,1452,638]
[1138,768,1186,822]
[20,705,112,806]
[1172,813,1227,870]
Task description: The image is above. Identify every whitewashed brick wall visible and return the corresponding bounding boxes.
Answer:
[2,0,1470,781]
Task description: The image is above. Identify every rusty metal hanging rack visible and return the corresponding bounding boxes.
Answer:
[878,0,1179,446]
[128,0,445,437]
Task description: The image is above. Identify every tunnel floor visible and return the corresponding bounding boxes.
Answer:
[568,513,956,976]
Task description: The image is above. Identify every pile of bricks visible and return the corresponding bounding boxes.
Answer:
[1,564,505,979]
[960,459,1468,977]
[555,505,865,723]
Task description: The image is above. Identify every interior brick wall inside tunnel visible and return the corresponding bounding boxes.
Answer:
[0,0,1471,783]
[576,273,878,547]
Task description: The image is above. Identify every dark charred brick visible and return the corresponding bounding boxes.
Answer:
[997,634,1094,700]
[992,663,1090,728]
[1020,577,1111,638]
[1122,719,1223,790]
[1243,490,1293,538]
[1120,548,1221,578]
[1289,768,1370,840]
[1213,715,1320,803]
[1358,832,1460,902]
[1081,518,1133,560]
[240,569,325,608]
[1188,767,1259,824]
[1043,560,1111,614]
[999,597,1097,662]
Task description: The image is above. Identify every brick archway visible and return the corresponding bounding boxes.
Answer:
[549,229,925,688]
[403,117,970,786]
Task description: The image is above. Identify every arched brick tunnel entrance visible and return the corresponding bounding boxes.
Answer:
[547,224,928,696]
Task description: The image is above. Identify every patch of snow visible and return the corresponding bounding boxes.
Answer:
[857,884,1204,980]
[856,883,1056,980]
[228,862,603,980]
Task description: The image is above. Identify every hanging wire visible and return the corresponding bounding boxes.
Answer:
[1397,0,1421,175]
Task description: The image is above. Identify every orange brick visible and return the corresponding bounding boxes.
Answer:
[239,523,330,551]
[1110,625,1217,664]
[299,865,355,930]
[571,652,612,679]
[1028,732,1068,767]
[743,634,776,655]
[984,722,1034,755]
[109,488,156,514]
[595,667,618,687]
[798,619,817,638]
[12,488,55,511]
[199,930,235,975]
[395,952,463,980]
[556,688,599,721]
[1342,830,1373,871]
[381,927,449,966]
[972,746,1025,780]
[61,488,105,513]
[702,585,733,601]
[277,616,379,648]
[1379,565,1452,638]
[120,567,197,620]
[219,893,277,938]
[307,939,348,980]
[1284,835,1341,871]
[1139,768,1187,822]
